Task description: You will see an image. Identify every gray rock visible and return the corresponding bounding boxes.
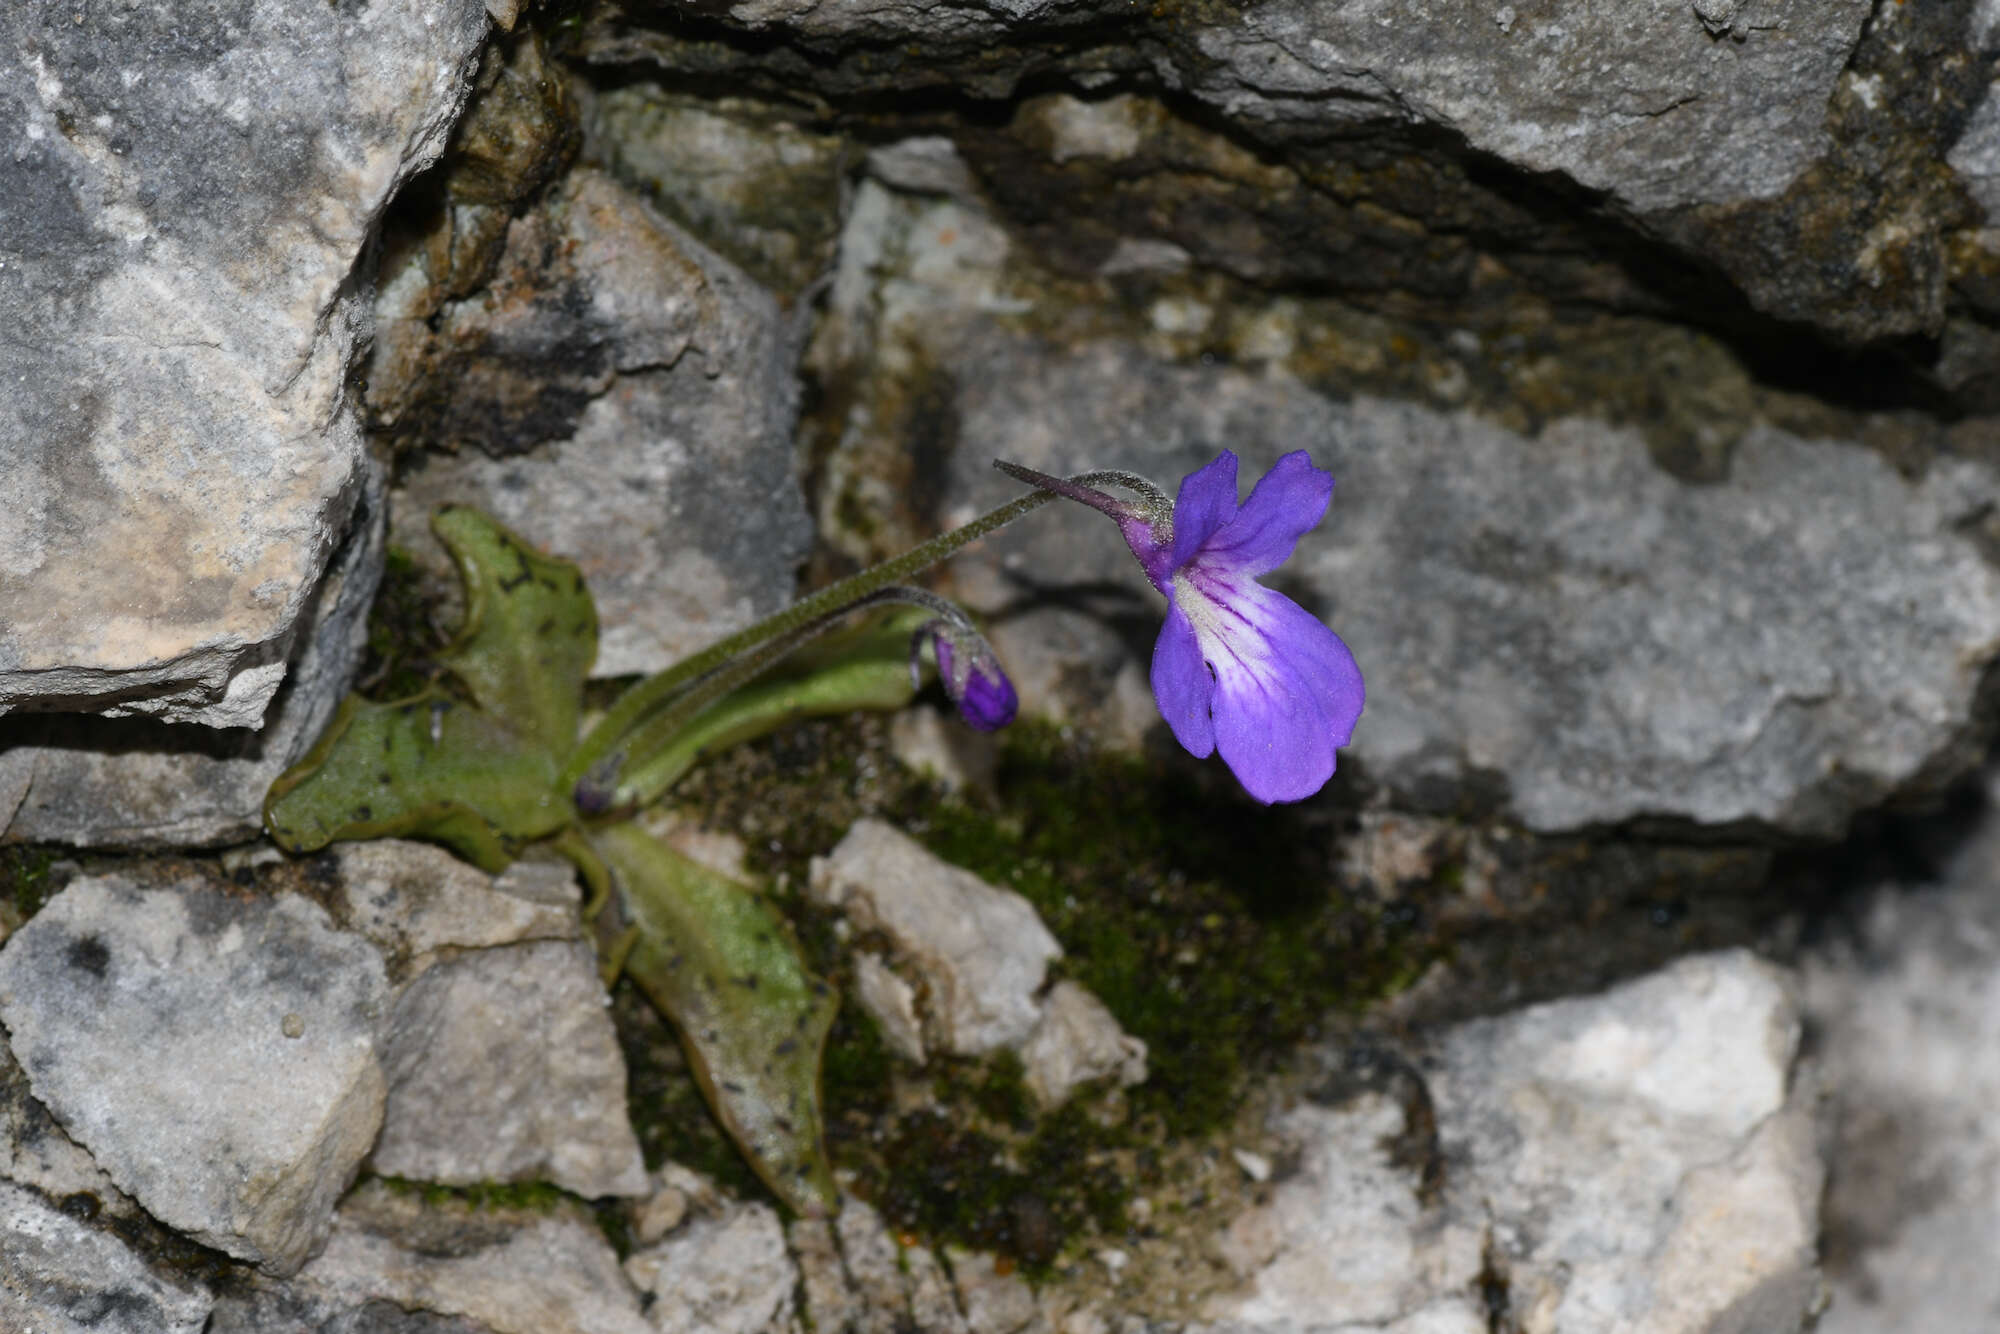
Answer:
[0,872,390,1273]
[384,169,812,679]
[624,1199,801,1334]
[330,839,580,979]
[1802,770,2000,1333]
[1209,950,1821,1333]
[0,0,488,725]
[1019,980,1147,1111]
[0,1037,126,1213]
[370,939,649,1199]
[0,455,385,849]
[582,84,848,298]
[591,0,1868,219]
[830,1196,969,1334]
[810,819,1060,1055]
[275,1180,652,1334]
[939,335,2000,835]
[0,1180,212,1334]
[1178,0,1871,216]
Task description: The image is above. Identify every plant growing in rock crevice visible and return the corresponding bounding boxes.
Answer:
[265,452,1361,1212]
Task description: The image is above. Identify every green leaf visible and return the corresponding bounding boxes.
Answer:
[592,822,838,1216]
[263,692,568,872]
[432,505,598,757]
[263,506,595,869]
[610,608,924,808]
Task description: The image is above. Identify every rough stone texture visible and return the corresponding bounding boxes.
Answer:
[1207,950,1821,1334]
[624,1199,800,1334]
[0,1037,125,1212]
[381,167,812,679]
[1018,980,1147,1110]
[582,84,848,298]
[257,1180,651,1334]
[0,456,385,849]
[939,335,2000,836]
[0,1180,213,1334]
[330,839,580,978]
[0,873,390,1273]
[589,0,1868,219]
[1802,768,2000,1333]
[830,1197,970,1334]
[0,0,488,725]
[370,939,649,1199]
[810,819,1060,1055]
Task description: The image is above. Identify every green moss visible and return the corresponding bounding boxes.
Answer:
[911,721,1427,1137]
[355,545,446,702]
[642,712,1435,1266]
[0,845,60,931]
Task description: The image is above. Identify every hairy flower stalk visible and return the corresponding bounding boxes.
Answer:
[565,475,1143,810]
[996,451,1364,803]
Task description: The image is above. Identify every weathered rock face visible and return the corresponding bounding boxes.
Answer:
[382,168,813,679]
[0,458,385,850]
[0,0,488,726]
[960,343,2000,835]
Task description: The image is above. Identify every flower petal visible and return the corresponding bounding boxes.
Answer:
[1197,451,1333,576]
[1179,573,1363,803]
[1150,598,1216,759]
[1168,451,1242,570]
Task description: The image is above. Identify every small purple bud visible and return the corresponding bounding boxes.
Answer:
[930,627,1018,732]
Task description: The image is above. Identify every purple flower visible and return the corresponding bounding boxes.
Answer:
[920,621,1018,732]
[998,450,1363,803]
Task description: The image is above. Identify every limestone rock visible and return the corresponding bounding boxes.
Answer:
[1802,768,2000,1333]
[624,1198,801,1334]
[330,839,580,978]
[0,1036,124,1210]
[0,0,488,725]
[370,939,649,1199]
[0,1181,213,1334]
[0,461,385,848]
[1019,980,1147,1110]
[244,1179,652,1334]
[940,336,2000,836]
[1208,950,1822,1334]
[810,819,1060,1055]
[383,168,812,679]
[0,872,390,1273]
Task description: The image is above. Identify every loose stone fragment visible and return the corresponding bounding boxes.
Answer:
[1019,980,1148,1110]
[810,819,1060,1055]
[0,873,390,1274]
[370,939,648,1199]
[624,1199,801,1334]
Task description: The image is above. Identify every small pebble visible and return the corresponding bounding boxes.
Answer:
[281,1013,305,1039]
[1232,1147,1272,1183]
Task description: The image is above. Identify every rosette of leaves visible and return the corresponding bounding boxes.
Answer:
[266,508,922,1214]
